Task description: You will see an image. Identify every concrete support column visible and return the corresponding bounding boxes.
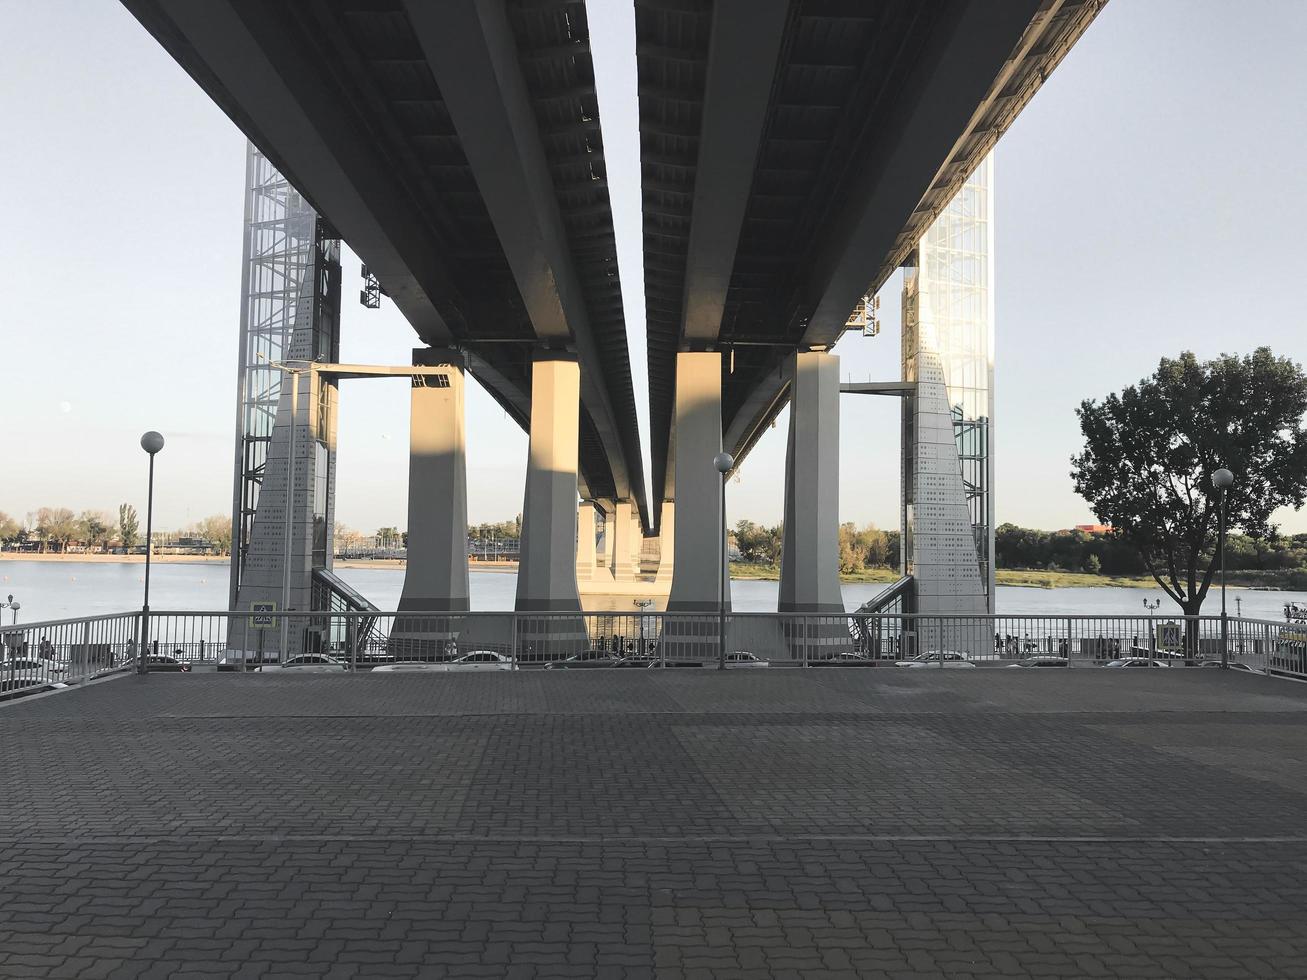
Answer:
[610,499,638,581]
[398,348,470,613]
[515,354,583,614]
[779,351,843,614]
[594,498,615,569]
[667,352,729,613]
[576,501,597,582]
[654,502,675,585]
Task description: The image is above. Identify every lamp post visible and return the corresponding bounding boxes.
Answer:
[259,354,310,661]
[1143,597,1160,662]
[1212,467,1234,668]
[713,452,734,670]
[2,595,16,691]
[139,431,165,675]
[634,598,653,660]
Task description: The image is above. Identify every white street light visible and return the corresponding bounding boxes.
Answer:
[714,452,734,670]
[139,431,164,674]
[1212,467,1235,667]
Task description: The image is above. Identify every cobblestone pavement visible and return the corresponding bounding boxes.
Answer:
[3,669,1307,977]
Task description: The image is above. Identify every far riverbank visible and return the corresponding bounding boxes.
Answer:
[6,552,1304,590]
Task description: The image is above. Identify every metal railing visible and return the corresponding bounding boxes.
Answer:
[4,609,1305,693]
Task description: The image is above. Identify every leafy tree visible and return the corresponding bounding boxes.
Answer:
[1072,349,1307,646]
[119,504,140,554]
[0,511,19,546]
[194,515,233,555]
[77,511,112,553]
[35,507,77,552]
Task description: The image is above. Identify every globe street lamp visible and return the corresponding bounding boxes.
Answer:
[1143,597,1160,661]
[1212,467,1234,668]
[1,594,16,691]
[714,451,734,671]
[139,431,165,674]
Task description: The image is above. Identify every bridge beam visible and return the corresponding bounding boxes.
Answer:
[680,0,789,344]
[404,0,640,511]
[398,348,470,614]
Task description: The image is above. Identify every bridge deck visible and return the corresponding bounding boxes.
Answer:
[3,670,1307,978]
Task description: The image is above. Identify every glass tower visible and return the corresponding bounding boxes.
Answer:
[902,153,995,613]
[228,143,341,616]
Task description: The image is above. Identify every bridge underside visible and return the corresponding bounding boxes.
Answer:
[122,0,646,512]
[638,0,1102,523]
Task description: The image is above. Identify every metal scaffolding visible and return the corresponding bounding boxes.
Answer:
[227,143,341,609]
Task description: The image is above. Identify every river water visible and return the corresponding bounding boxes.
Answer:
[3,560,1303,624]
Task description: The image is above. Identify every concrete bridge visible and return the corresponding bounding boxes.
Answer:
[119,0,1104,641]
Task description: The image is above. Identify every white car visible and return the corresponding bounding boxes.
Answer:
[440,651,514,671]
[1103,658,1172,668]
[896,652,977,668]
[374,652,514,672]
[723,652,770,668]
[1,666,69,692]
[258,655,349,673]
[5,657,65,677]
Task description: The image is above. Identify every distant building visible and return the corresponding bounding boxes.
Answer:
[1072,524,1112,535]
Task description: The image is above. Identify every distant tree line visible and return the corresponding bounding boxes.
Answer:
[0,506,232,555]
[996,523,1307,576]
[732,520,901,574]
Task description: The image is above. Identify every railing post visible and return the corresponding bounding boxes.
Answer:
[81,620,91,681]
[1066,617,1073,668]
[347,615,358,673]
[510,613,518,670]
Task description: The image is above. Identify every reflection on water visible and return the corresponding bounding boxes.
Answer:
[2,559,1304,624]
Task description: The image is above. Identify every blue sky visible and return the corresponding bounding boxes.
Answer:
[1,0,1304,535]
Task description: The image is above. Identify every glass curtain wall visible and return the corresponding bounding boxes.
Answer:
[901,153,996,607]
[228,143,341,607]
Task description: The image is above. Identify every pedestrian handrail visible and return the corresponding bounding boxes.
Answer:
[4,608,1305,696]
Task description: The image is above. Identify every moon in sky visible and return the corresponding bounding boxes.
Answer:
[58,401,72,413]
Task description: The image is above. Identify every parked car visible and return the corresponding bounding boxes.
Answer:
[645,658,704,668]
[614,656,659,668]
[372,661,457,672]
[257,655,349,673]
[1003,657,1069,669]
[0,673,68,694]
[4,657,65,677]
[143,655,189,673]
[544,651,626,670]
[895,652,977,668]
[1103,658,1172,668]
[809,653,875,667]
[723,652,770,668]
[1197,661,1261,672]
[378,651,514,672]
[217,653,281,672]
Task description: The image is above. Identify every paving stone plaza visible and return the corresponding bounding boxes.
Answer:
[3,670,1307,978]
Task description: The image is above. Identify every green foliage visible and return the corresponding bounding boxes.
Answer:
[838,523,899,574]
[193,515,233,555]
[1071,348,1307,615]
[77,511,112,552]
[34,507,77,553]
[0,511,19,544]
[733,520,783,564]
[118,504,139,553]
